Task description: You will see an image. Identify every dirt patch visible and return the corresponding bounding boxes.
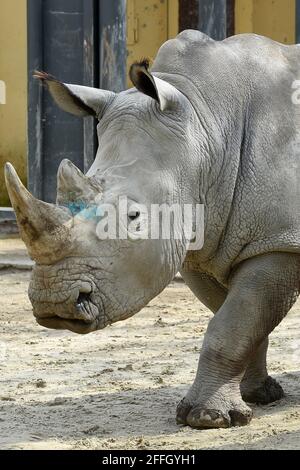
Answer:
[0,269,300,450]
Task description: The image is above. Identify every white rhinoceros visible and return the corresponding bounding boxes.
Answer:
[5,30,300,429]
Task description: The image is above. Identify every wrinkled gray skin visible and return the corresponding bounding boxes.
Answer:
[5,31,300,429]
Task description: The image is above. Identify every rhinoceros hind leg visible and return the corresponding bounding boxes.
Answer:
[241,375,284,404]
[240,337,284,404]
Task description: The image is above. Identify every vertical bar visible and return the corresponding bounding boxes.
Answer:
[226,0,235,37]
[296,0,300,43]
[83,0,98,172]
[27,0,44,199]
[99,0,127,92]
[43,0,85,203]
[198,0,227,40]
[179,0,199,32]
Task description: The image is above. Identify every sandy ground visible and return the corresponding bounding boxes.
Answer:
[0,237,33,269]
[0,268,300,450]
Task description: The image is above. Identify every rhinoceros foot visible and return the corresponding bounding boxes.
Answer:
[240,376,284,405]
[176,394,253,429]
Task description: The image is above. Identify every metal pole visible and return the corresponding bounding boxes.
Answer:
[296,0,300,43]
[27,0,44,200]
[99,0,127,92]
[198,0,234,40]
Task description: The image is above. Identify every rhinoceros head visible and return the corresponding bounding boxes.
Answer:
[5,62,197,333]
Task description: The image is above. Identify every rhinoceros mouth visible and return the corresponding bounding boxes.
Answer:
[36,317,101,334]
[34,292,103,333]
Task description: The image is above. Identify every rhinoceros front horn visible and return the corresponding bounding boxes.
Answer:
[4,162,72,263]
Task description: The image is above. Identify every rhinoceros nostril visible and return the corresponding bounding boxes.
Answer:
[76,292,91,309]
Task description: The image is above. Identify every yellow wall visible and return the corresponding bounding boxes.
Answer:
[0,0,27,206]
[235,0,296,44]
[126,0,178,86]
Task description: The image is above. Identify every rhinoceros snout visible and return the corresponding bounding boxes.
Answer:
[29,277,100,330]
[27,261,108,333]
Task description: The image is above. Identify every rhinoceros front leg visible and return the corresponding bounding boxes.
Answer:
[181,270,284,405]
[177,253,299,429]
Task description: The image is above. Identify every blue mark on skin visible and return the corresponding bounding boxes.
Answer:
[66,201,98,220]
[67,201,87,215]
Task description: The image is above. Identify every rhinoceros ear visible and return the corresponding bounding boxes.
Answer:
[34,71,115,118]
[129,59,187,113]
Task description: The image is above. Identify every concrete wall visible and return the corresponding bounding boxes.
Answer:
[0,0,27,206]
